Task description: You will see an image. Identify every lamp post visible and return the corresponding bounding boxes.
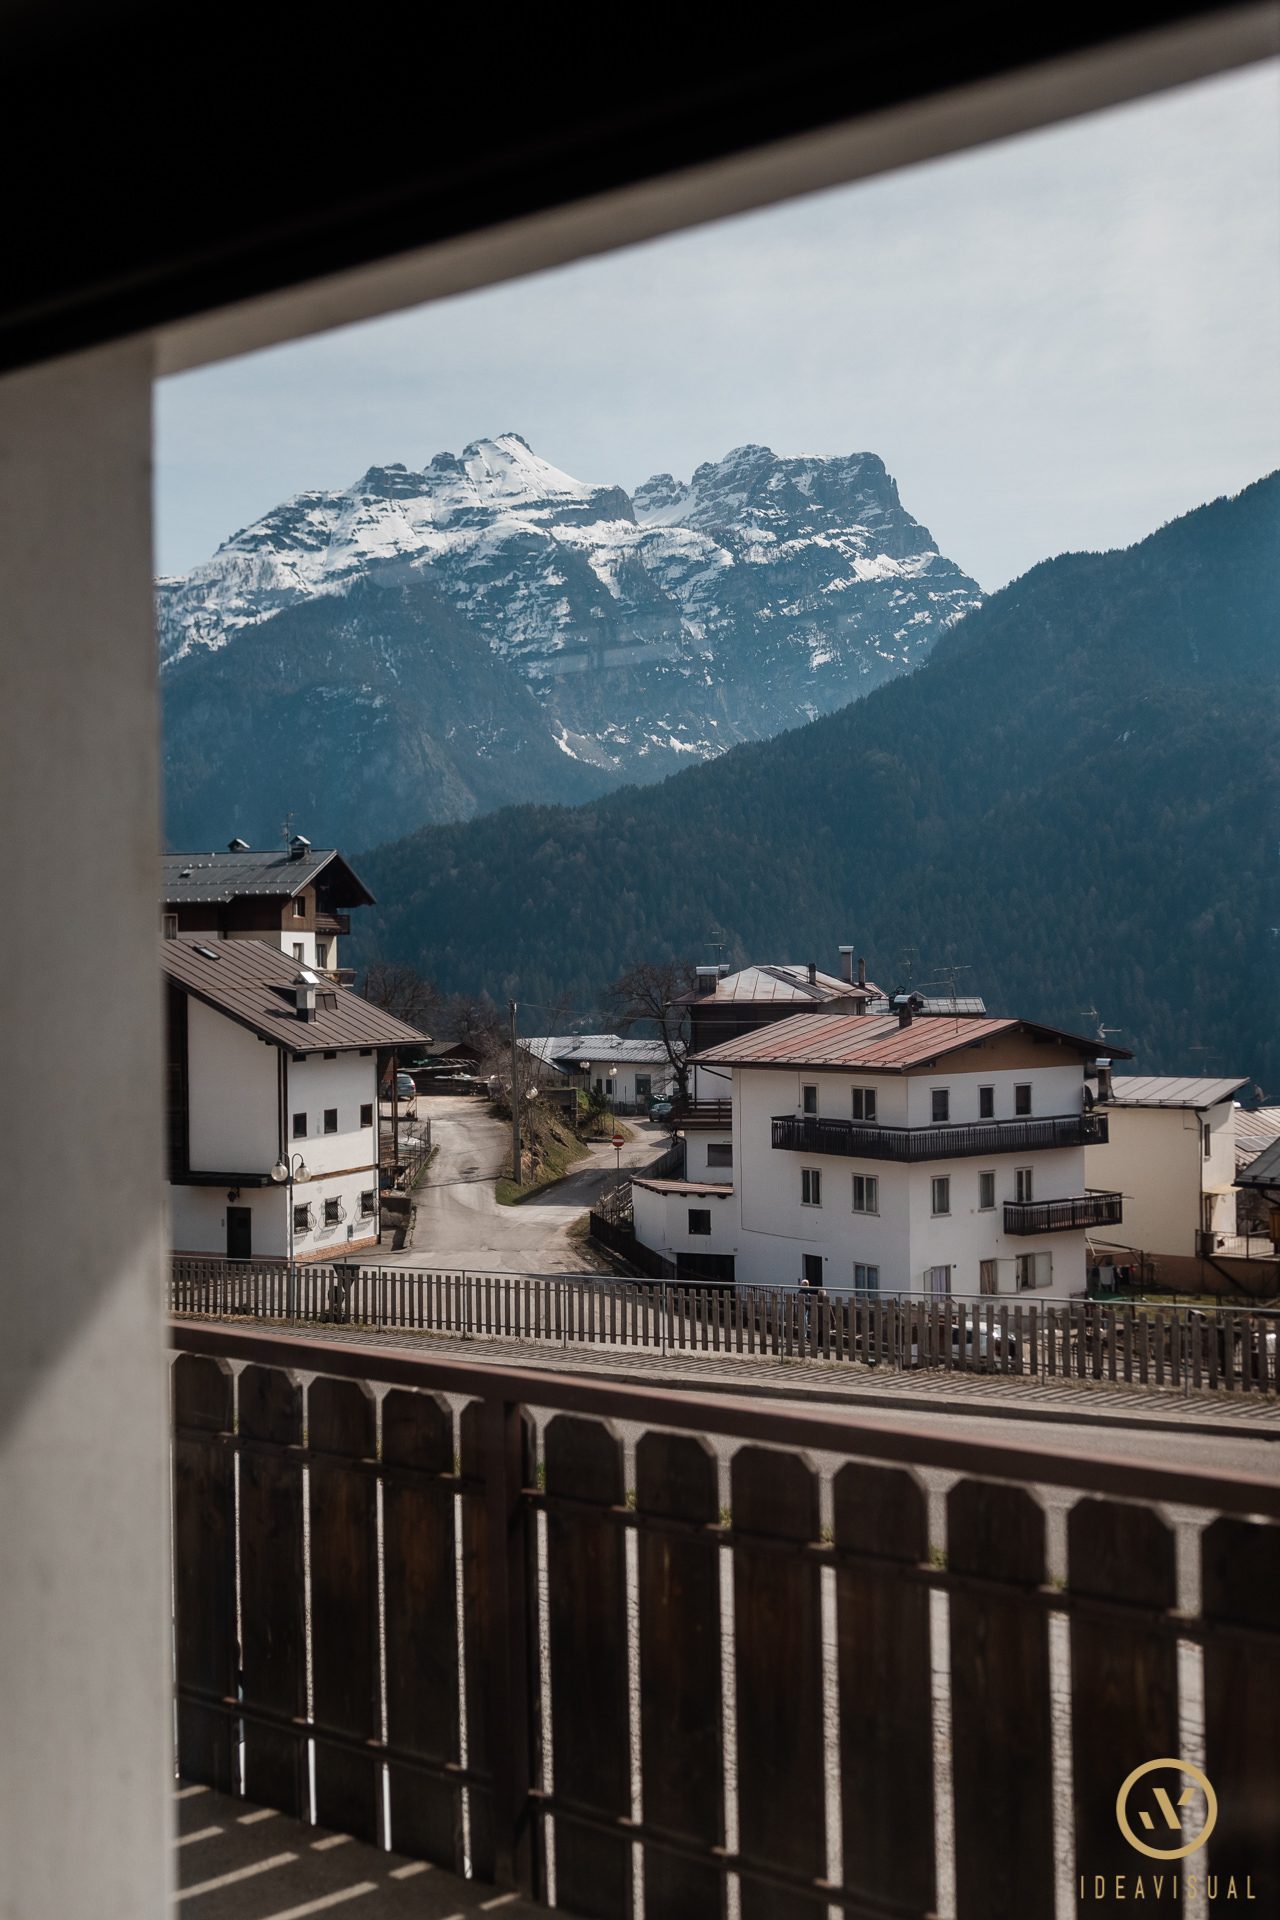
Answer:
[270,1151,309,1318]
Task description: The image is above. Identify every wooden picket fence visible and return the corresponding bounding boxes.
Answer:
[170,1258,1280,1395]
[171,1322,1280,1917]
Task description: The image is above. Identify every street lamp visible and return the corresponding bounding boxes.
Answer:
[270,1151,309,1317]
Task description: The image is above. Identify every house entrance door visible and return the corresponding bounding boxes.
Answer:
[226,1206,252,1260]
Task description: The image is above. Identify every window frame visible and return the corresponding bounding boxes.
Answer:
[851,1172,879,1214]
[931,1175,950,1216]
[292,897,306,919]
[292,1111,306,1139]
[851,1086,878,1123]
[978,1084,995,1119]
[978,1170,996,1210]
[854,1262,880,1294]
[323,1196,342,1227]
[801,1166,822,1207]
[292,1201,310,1234]
[687,1207,712,1237]
[931,1087,950,1124]
[323,1107,338,1134]
[801,1082,818,1116]
[359,1189,376,1217]
[706,1141,733,1168]
[1014,1082,1032,1116]
[1015,1166,1034,1204]
[802,1253,824,1288]
[360,1102,374,1128]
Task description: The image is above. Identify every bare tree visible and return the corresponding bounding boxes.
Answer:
[603,959,695,1099]
[359,961,439,1031]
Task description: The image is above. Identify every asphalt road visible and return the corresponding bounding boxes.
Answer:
[396,1095,670,1272]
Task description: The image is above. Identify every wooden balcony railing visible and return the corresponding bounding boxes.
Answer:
[669,1097,733,1127]
[1004,1192,1124,1235]
[772,1110,1108,1161]
[169,1320,1280,1918]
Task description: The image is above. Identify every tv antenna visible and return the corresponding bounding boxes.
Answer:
[919,960,972,1027]
[709,928,726,967]
[281,810,297,850]
[1079,1005,1125,1046]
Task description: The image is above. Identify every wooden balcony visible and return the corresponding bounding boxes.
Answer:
[771,1111,1108,1162]
[169,1318,1280,1918]
[1003,1191,1124,1235]
[671,1097,733,1128]
[313,908,351,935]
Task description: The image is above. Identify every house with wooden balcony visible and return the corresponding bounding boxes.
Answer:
[163,936,428,1261]
[652,1001,1127,1297]
[161,834,374,982]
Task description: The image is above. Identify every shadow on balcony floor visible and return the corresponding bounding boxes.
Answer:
[176,1783,539,1919]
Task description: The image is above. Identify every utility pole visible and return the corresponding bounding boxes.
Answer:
[509,999,522,1186]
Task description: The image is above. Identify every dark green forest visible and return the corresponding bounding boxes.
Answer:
[354,475,1280,1089]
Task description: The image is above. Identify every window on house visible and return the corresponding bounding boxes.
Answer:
[360,1103,373,1127]
[979,1085,995,1118]
[688,1209,712,1236]
[978,1170,996,1210]
[852,1174,878,1214]
[292,1203,310,1233]
[801,1083,818,1116]
[292,1111,306,1138]
[802,1254,824,1288]
[1017,1251,1051,1290]
[1015,1083,1032,1115]
[854,1263,880,1293]
[801,1167,822,1206]
[292,898,306,918]
[979,1259,999,1295]
[162,913,178,939]
[931,1176,950,1216]
[706,1142,733,1168]
[1202,1123,1212,1159]
[1015,1167,1034,1204]
[928,1265,952,1298]
[323,1197,341,1226]
[323,1108,338,1133]
[931,1088,950,1124]
[292,942,304,961]
[359,1189,376,1216]
[851,1086,877,1122]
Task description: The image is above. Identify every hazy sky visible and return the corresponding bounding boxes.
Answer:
[156,61,1280,592]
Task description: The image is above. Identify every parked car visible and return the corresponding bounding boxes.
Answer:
[395,1071,417,1099]
[649,1098,674,1120]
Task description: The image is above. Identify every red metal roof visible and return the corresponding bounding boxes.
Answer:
[689,1010,1122,1073]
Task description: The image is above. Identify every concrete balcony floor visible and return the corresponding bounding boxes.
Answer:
[176,1784,540,1920]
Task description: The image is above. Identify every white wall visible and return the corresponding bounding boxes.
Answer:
[682,1129,734,1184]
[1,341,171,1918]
[1086,1098,1237,1256]
[632,1183,737,1262]
[170,1173,380,1261]
[187,997,280,1172]
[585,1057,675,1105]
[287,1051,379,1174]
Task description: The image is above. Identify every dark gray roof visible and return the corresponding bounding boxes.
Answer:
[1238,1136,1280,1190]
[161,846,374,906]
[1102,1075,1249,1110]
[162,938,427,1053]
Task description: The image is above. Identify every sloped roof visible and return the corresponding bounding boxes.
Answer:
[162,846,374,907]
[1238,1136,1280,1190]
[679,963,879,1007]
[1102,1075,1249,1110]
[690,1010,1124,1073]
[522,1032,672,1067]
[1236,1107,1280,1167]
[162,938,427,1053]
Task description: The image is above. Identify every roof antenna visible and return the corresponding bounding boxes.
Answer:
[709,928,725,967]
[281,811,296,851]
[920,958,972,1030]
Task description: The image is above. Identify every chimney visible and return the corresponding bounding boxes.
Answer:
[293,968,319,1020]
[838,945,855,984]
[898,1000,913,1029]
[807,961,817,986]
[289,833,311,862]
[694,964,721,995]
[857,956,867,988]
[1096,1060,1114,1102]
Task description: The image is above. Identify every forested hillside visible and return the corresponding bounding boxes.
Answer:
[355,475,1280,1088]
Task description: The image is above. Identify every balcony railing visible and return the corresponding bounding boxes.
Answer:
[670,1097,733,1128]
[313,909,351,934]
[169,1320,1280,1918]
[1003,1191,1123,1235]
[771,1110,1108,1161]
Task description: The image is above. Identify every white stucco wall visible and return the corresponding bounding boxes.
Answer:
[287,1050,379,1174]
[584,1057,675,1105]
[187,997,279,1172]
[1085,1098,1237,1256]
[682,1129,734,1183]
[632,1182,737,1262]
[170,1171,380,1261]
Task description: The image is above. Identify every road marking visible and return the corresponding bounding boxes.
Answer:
[176,1826,223,1848]
[179,1852,297,1899]
[257,1885,377,1920]
[175,1784,209,1800]
[311,1833,353,1851]
[239,1806,280,1824]
[480,1896,520,1911]
[388,1860,432,1879]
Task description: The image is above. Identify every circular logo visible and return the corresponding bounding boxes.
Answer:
[1116,1758,1217,1860]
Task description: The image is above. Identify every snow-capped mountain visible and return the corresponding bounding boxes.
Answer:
[160,434,981,849]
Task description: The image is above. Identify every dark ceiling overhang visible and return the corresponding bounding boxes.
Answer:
[3,4,1273,378]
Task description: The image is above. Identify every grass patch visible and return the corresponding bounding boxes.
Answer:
[495,1101,591,1205]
